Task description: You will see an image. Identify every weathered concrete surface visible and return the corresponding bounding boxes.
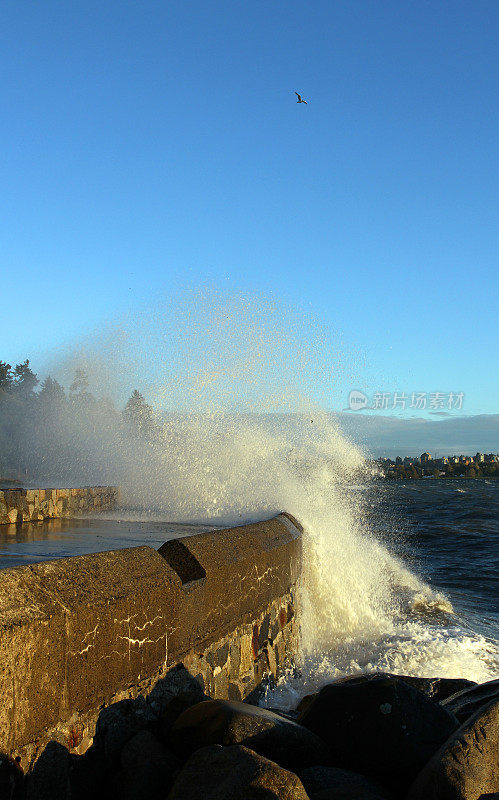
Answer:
[0,546,179,757]
[0,486,118,525]
[0,513,302,769]
[158,512,302,651]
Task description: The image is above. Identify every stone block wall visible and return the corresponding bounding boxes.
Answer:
[0,486,118,524]
[181,590,297,703]
[0,513,302,770]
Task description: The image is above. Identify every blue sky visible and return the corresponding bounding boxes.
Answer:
[1,0,497,417]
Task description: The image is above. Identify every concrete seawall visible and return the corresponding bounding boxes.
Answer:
[0,512,302,769]
[0,486,119,525]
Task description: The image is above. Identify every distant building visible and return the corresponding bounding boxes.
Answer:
[395,456,402,465]
[475,452,484,463]
[420,452,432,464]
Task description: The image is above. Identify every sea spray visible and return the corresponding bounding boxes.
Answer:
[18,288,499,690]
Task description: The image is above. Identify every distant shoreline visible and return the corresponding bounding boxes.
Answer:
[382,474,498,481]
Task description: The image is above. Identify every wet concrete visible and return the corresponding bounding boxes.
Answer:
[0,517,218,569]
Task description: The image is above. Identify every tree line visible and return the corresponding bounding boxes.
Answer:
[0,358,156,482]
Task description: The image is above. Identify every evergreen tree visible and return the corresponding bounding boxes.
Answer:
[69,367,95,408]
[13,359,38,398]
[70,368,89,394]
[38,376,66,405]
[123,390,155,437]
[0,361,12,391]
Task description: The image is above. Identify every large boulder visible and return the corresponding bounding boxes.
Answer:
[111,730,180,800]
[298,673,458,792]
[299,765,392,799]
[93,697,155,769]
[317,673,476,704]
[170,699,330,771]
[148,664,209,728]
[294,673,474,720]
[155,688,210,742]
[69,746,109,800]
[405,699,499,800]
[382,674,475,704]
[441,678,499,723]
[167,744,309,800]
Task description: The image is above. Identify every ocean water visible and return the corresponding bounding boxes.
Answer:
[378,479,498,644]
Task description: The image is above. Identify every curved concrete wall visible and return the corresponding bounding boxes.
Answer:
[0,513,302,766]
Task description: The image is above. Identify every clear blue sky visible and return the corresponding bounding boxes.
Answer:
[1,0,497,415]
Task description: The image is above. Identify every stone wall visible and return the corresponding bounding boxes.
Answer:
[0,513,302,770]
[0,486,118,525]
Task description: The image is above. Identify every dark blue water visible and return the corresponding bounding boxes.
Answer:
[379,479,499,643]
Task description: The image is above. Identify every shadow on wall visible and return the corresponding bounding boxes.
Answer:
[21,662,291,800]
[0,751,24,799]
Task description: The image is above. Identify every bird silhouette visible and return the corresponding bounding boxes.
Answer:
[295,92,308,104]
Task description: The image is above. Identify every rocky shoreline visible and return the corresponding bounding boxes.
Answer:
[1,667,497,799]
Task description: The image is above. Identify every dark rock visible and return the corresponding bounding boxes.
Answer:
[93,697,155,769]
[396,676,475,703]
[228,682,242,701]
[299,765,391,799]
[441,677,499,722]
[120,729,179,773]
[69,746,109,800]
[298,673,458,792]
[326,672,476,704]
[0,753,24,800]
[155,688,210,741]
[167,744,309,800]
[206,650,216,668]
[296,692,316,716]
[170,699,330,771]
[405,699,499,800]
[111,730,180,800]
[214,643,229,670]
[266,707,300,722]
[112,763,170,800]
[270,620,280,641]
[94,695,156,769]
[26,741,71,800]
[253,651,270,684]
[148,664,208,718]
[259,615,271,647]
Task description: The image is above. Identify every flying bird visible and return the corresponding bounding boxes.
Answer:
[295,92,307,104]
